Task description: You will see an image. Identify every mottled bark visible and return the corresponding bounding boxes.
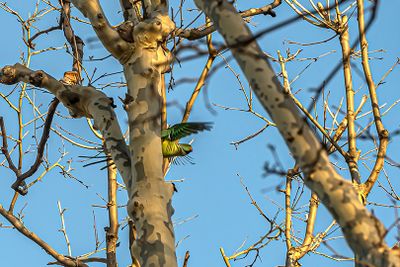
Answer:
[176,0,282,40]
[71,0,131,62]
[0,64,132,187]
[2,0,178,264]
[119,0,139,23]
[123,12,177,267]
[71,0,177,266]
[194,1,400,266]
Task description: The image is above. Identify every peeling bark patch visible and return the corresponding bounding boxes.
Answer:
[341,187,353,204]
[29,71,45,87]
[139,222,166,267]
[164,199,175,237]
[0,66,18,84]
[134,159,146,182]
[60,90,80,106]
[104,118,112,131]
[342,212,384,253]
[106,137,130,159]
[301,149,316,167]
[149,80,159,99]
[133,83,161,131]
[326,178,343,192]
[131,60,153,76]
[97,101,114,114]
[136,86,148,102]
[297,127,303,135]
[131,200,144,221]
[131,191,139,199]
[163,220,174,238]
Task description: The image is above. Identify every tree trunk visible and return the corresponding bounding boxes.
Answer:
[1,0,179,265]
[195,1,400,266]
[124,13,177,266]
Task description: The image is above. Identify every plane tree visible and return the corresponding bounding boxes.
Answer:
[0,0,399,267]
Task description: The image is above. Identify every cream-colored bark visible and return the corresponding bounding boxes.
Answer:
[70,0,177,266]
[0,63,132,187]
[194,1,400,266]
[71,0,131,61]
[123,13,176,267]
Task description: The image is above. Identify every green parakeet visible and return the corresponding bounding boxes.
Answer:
[80,122,213,168]
[162,122,213,163]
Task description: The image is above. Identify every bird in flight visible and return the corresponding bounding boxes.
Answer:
[162,122,213,164]
[80,122,213,168]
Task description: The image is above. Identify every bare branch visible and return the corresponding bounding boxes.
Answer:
[105,148,119,267]
[357,0,389,198]
[177,0,282,40]
[0,204,88,267]
[195,1,399,266]
[11,98,59,195]
[71,0,130,61]
[0,63,132,188]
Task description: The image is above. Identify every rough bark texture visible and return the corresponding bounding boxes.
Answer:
[194,1,400,266]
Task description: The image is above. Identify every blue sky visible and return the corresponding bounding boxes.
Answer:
[0,1,399,267]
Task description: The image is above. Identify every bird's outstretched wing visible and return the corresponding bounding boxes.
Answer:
[161,122,213,141]
[170,154,195,165]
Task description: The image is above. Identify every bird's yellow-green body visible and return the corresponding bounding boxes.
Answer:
[82,122,212,168]
[161,122,212,161]
[162,140,192,157]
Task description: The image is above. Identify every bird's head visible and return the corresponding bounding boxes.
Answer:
[180,144,193,155]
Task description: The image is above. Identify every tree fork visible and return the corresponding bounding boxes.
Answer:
[70,0,178,265]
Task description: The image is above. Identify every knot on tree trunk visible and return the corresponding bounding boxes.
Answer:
[133,14,175,48]
[0,65,18,85]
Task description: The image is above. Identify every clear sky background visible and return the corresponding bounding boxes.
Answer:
[0,1,399,267]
